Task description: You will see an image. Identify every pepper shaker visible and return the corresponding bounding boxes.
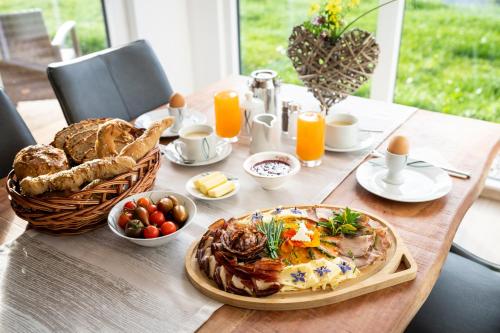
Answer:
[281,100,290,134]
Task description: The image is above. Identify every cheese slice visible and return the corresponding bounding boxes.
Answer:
[198,173,228,194]
[207,181,235,198]
[194,172,223,188]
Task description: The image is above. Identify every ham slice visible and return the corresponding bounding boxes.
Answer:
[337,234,374,257]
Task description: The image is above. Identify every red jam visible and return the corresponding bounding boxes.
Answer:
[252,160,291,177]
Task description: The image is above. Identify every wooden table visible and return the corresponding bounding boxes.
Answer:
[1,76,499,332]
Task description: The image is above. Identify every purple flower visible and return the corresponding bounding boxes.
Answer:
[311,15,325,26]
[271,207,283,215]
[291,270,306,283]
[290,207,302,215]
[314,266,331,277]
[337,262,352,274]
[252,211,263,222]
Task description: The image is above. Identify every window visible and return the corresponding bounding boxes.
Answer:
[0,0,108,104]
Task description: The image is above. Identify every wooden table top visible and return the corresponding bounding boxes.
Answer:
[1,75,499,333]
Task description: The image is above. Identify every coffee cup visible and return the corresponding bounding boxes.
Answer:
[174,125,218,162]
[383,150,408,185]
[325,113,359,149]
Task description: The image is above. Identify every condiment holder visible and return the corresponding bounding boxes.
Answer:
[243,151,300,190]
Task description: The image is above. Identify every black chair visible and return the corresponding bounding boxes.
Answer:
[406,251,500,333]
[47,39,173,124]
[0,89,36,178]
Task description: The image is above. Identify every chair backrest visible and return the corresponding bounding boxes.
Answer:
[0,89,36,178]
[47,39,173,124]
[0,9,59,69]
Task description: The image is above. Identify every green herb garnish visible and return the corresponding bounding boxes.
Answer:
[317,207,360,236]
[256,218,284,259]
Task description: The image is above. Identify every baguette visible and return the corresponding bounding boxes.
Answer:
[119,117,174,161]
[20,156,136,196]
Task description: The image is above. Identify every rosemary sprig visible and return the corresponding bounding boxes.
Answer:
[317,207,360,236]
[256,218,284,259]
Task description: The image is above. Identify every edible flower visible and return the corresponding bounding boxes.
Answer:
[290,207,302,215]
[271,207,283,215]
[337,261,351,274]
[252,211,263,222]
[291,270,306,283]
[314,266,331,277]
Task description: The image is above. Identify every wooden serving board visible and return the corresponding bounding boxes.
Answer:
[185,205,417,310]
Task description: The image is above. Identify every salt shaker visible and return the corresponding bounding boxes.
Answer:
[287,102,301,140]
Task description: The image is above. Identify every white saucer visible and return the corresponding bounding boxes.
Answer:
[325,132,374,153]
[162,140,232,166]
[135,108,207,138]
[356,157,452,202]
[186,172,240,201]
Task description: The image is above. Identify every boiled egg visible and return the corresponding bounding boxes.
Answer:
[169,92,186,108]
[387,135,409,155]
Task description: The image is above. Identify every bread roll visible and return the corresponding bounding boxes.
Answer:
[119,117,174,161]
[13,144,69,180]
[95,119,136,158]
[20,156,136,196]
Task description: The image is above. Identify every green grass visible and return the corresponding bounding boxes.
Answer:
[240,0,500,122]
[0,0,107,54]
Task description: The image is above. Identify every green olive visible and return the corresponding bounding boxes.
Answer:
[125,219,144,238]
[157,197,174,214]
[172,204,188,224]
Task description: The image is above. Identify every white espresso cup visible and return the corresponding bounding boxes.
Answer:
[325,113,359,149]
[383,150,408,185]
[174,124,218,162]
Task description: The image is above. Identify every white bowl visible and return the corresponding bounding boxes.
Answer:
[243,151,301,190]
[108,191,197,247]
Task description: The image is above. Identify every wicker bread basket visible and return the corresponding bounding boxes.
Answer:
[6,147,161,235]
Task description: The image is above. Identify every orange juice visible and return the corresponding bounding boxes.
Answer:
[214,90,241,140]
[296,111,325,166]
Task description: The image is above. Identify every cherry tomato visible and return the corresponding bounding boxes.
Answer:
[143,225,160,238]
[137,197,151,208]
[147,204,158,214]
[160,221,177,236]
[124,201,137,211]
[149,211,165,227]
[118,212,132,229]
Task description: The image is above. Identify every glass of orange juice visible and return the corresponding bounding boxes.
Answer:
[296,110,325,167]
[214,90,241,142]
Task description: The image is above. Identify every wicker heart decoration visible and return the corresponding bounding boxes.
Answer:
[287,25,380,111]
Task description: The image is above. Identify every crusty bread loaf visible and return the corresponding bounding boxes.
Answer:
[13,144,69,180]
[119,117,174,161]
[95,119,136,158]
[20,156,136,196]
[52,118,110,149]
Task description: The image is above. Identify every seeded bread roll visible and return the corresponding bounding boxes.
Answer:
[20,156,136,196]
[13,144,69,181]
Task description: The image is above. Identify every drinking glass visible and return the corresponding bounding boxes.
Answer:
[296,110,325,167]
[214,90,241,142]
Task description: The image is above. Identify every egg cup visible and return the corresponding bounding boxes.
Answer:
[383,150,408,185]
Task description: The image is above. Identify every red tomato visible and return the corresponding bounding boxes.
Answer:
[143,225,160,238]
[160,221,177,236]
[149,211,165,227]
[147,204,158,214]
[118,212,132,229]
[137,197,151,208]
[124,201,137,211]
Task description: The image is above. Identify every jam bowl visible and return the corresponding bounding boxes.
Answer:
[243,151,301,190]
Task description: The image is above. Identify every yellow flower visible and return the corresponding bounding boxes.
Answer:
[309,3,320,15]
[325,0,342,15]
[348,0,360,8]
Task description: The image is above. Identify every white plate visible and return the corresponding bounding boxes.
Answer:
[325,132,374,153]
[356,157,452,203]
[185,172,240,201]
[135,108,207,138]
[162,140,232,166]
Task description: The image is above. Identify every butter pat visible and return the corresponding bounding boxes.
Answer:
[198,173,227,194]
[194,172,223,188]
[207,181,235,198]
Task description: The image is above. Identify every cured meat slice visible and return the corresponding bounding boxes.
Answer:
[336,234,374,257]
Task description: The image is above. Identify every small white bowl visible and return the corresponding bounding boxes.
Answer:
[243,151,301,190]
[108,191,197,247]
